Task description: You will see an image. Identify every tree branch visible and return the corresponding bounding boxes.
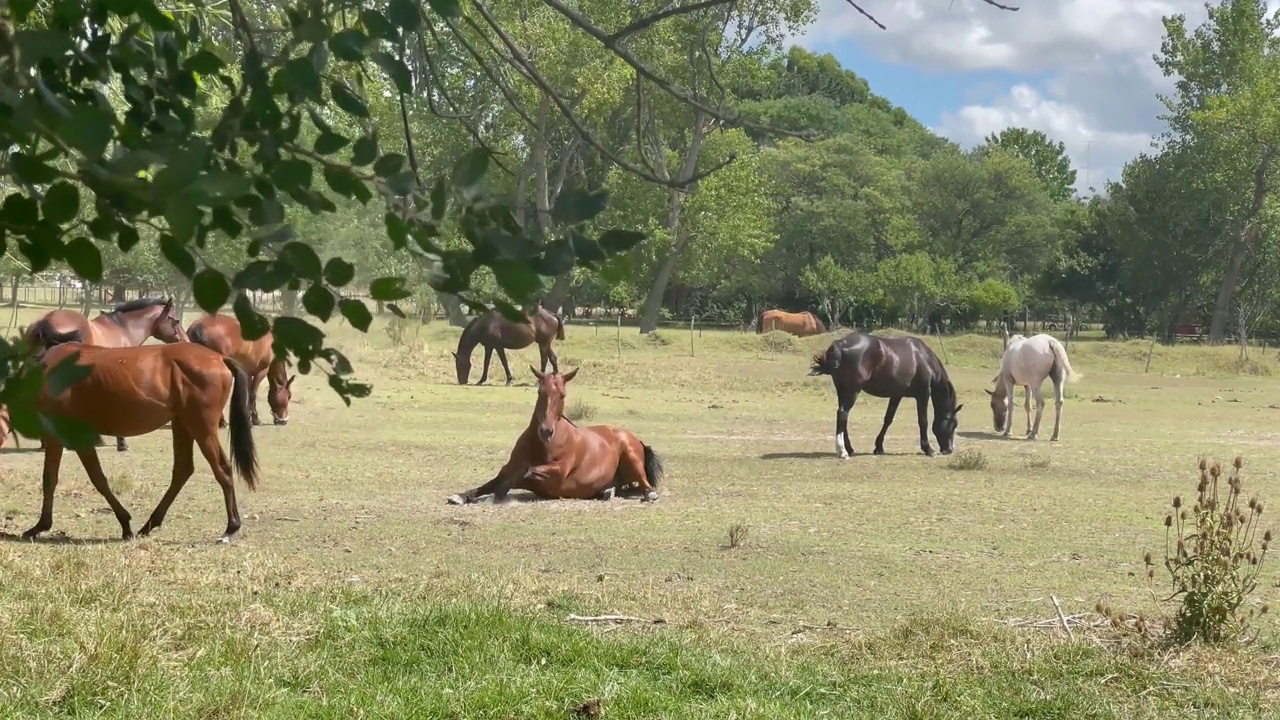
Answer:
[609,0,738,42]
[843,0,1019,31]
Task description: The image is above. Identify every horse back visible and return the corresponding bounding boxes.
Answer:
[190,314,273,373]
[26,309,91,349]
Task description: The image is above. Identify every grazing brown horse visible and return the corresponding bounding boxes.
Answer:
[187,313,295,426]
[22,338,259,542]
[810,331,962,458]
[453,306,564,386]
[757,309,826,337]
[446,366,664,505]
[21,297,189,452]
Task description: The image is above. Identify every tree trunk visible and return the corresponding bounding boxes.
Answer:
[437,293,469,327]
[639,111,709,334]
[1208,148,1275,344]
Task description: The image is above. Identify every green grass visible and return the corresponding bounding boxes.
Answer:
[3,308,1280,716]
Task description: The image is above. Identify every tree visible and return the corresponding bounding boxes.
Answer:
[1156,0,1280,344]
[981,128,1077,202]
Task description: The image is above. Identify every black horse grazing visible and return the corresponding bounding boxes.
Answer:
[809,332,963,458]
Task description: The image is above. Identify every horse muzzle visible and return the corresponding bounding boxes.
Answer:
[273,416,289,426]
[538,427,555,442]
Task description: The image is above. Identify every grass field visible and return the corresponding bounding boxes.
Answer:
[3,305,1280,717]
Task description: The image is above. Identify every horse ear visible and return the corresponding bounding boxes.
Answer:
[562,367,579,383]
[984,389,994,396]
[954,403,964,414]
[530,365,544,381]
[162,297,175,314]
[286,374,296,388]
[450,351,457,359]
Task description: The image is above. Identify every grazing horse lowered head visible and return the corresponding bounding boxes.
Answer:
[452,306,564,386]
[188,313,296,426]
[445,365,664,505]
[809,331,962,458]
[986,333,1081,441]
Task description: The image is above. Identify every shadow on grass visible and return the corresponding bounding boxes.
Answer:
[0,531,122,546]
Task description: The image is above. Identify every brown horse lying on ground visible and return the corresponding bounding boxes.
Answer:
[188,313,295,426]
[446,366,663,505]
[757,309,826,337]
[453,306,564,386]
[21,297,189,452]
[21,337,259,542]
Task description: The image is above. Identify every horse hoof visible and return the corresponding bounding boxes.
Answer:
[216,535,232,544]
[873,448,885,456]
[596,488,615,501]
[642,492,659,503]
[836,452,849,460]
[446,494,468,506]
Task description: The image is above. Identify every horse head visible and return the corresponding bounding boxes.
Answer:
[531,365,579,443]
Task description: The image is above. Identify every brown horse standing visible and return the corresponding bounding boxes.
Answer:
[187,313,295,426]
[757,309,826,337]
[22,338,259,542]
[21,297,189,452]
[453,306,564,386]
[446,366,664,505]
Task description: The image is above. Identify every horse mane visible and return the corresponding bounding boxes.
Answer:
[103,296,170,325]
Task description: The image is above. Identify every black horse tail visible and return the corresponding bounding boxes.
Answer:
[809,342,842,376]
[555,313,565,341]
[28,319,83,350]
[642,443,664,489]
[188,320,213,351]
[223,357,260,491]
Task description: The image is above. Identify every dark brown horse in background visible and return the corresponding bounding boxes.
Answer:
[446,366,663,505]
[188,313,295,426]
[22,338,259,542]
[20,297,189,452]
[453,306,564,386]
[757,309,826,337]
[810,331,962,458]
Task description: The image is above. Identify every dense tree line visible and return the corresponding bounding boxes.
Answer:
[0,0,1274,443]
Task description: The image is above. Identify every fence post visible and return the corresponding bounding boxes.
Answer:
[689,316,695,357]
[616,314,621,358]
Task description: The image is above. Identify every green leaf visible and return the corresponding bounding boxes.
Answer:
[45,352,90,398]
[314,131,350,155]
[552,188,609,226]
[492,299,526,324]
[597,228,646,254]
[491,260,544,302]
[11,152,59,184]
[117,226,140,252]
[351,135,378,167]
[538,238,577,276]
[279,241,323,279]
[187,171,253,206]
[271,159,313,191]
[372,51,413,94]
[233,260,289,292]
[427,0,463,19]
[248,196,285,227]
[285,56,324,101]
[42,413,101,451]
[183,49,225,74]
[160,234,197,278]
[387,0,421,31]
[323,166,365,200]
[338,297,373,332]
[369,277,412,302]
[330,82,370,118]
[452,148,489,192]
[302,283,336,322]
[234,292,271,340]
[323,257,356,287]
[430,177,448,221]
[272,316,325,352]
[60,104,114,160]
[192,268,231,313]
[328,29,369,61]
[373,153,405,177]
[387,303,407,318]
[359,9,399,41]
[64,237,103,283]
[41,181,80,224]
[385,171,416,197]
[570,230,607,266]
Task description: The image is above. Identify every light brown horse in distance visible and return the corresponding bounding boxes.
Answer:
[187,313,295,426]
[453,306,565,386]
[21,297,189,452]
[446,366,664,505]
[757,309,827,337]
[21,337,259,542]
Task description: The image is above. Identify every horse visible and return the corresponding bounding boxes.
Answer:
[453,306,564,386]
[986,333,1081,441]
[188,313,295,426]
[757,309,826,337]
[446,366,664,505]
[0,405,15,450]
[20,337,259,542]
[20,296,189,453]
[809,331,962,458]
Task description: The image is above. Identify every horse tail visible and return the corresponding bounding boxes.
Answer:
[642,443,664,489]
[1048,337,1081,382]
[812,312,827,335]
[222,357,260,491]
[555,313,565,341]
[28,319,83,350]
[755,312,766,334]
[188,320,214,351]
[809,342,842,376]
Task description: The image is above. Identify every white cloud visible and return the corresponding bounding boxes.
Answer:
[788,0,1233,192]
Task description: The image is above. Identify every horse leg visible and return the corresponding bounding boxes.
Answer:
[515,462,565,499]
[915,395,934,457]
[75,446,134,539]
[546,345,560,374]
[249,369,266,426]
[495,347,514,386]
[834,387,858,458]
[873,397,902,455]
[538,345,549,373]
[138,427,196,537]
[616,443,658,502]
[194,430,241,542]
[116,435,129,452]
[1023,386,1033,437]
[477,346,494,385]
[23,442,65,539]
[1002,381,1016,437]
[1049,375,1065,441]
[1028,385,1047,441]
[447,464,523,505]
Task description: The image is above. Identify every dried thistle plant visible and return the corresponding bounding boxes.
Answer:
[1146,456,1272,645]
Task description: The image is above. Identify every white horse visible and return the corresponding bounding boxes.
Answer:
[986,333,1081,441]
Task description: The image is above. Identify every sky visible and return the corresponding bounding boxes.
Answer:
[786,0,1232,195]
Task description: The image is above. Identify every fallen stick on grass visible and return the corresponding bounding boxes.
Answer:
[565,614,663,624]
